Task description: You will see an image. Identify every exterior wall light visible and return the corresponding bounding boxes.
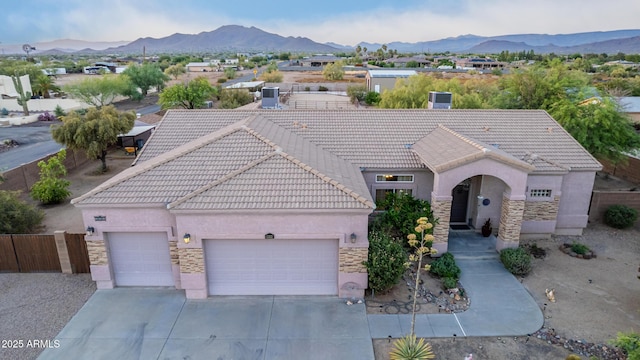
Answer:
[86,226,95,236]
[350,233,357,243]
[183,233,191,244]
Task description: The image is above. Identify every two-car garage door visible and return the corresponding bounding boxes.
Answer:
[108,232,174,287]
[204,239,338,296]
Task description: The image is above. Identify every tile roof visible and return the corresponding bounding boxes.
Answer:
[412,125,535,173]
[138,109,601,172]
[73,115,374,210]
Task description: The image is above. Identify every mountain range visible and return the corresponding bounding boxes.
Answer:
[5,26,640,55]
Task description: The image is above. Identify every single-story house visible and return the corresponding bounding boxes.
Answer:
[299,55,342,67]
[455,58,505,70]
[384,57,431,68]
[365,69,417,93]
[73,109,601,299]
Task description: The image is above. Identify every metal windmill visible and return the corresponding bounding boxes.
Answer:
[22,44,36,56]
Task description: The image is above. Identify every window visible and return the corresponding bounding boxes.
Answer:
[529,189,552,198]
[376,174,414,183]
[375,189,412,208]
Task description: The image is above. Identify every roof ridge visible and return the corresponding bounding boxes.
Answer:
[436,124,488,152]
[277,151,375,209]
[167,152,278,209]
[72,116,257,205]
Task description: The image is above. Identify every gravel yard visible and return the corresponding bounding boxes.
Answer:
[0,273,96,360]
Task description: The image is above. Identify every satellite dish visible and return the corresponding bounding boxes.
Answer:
[22,44,35,56]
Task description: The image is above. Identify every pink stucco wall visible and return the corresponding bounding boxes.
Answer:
[557,171,597,235]
[362,169,434,204]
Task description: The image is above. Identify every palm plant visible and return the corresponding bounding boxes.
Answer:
[390,334,435,360]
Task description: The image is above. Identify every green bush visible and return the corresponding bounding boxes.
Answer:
[318,85,329,91]
[371,192,435,240]
[570,242,590,255]
[429,253,460,280]
[365,91,381,105]
[346,85,367,104]
[218,89,253,109]
[500,247,532,276]
[30,150,71,204]
[217,77,228,84]
[54,104,66,118]
[442,277,457,290]
[0,190,44,233]
[611,331,640,360]
[605,205,638,229]
[364,231,407,294]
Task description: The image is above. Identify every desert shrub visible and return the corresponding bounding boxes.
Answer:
[442,277,457,290]
[371,192,435,239]
[429,253,460,279]
[365,91,381,105]
[570,242,590,255]
[218,89,253,109]
[1,107,8,116]
[610,331,640,360]
[318,85,329,91]
[565,355,581,360]
[261,70,283,83]
[217,77,227,84]
[390,334,435,360]
[347,85,367,104]
[304,86,310,91]
[364,231,407,294]
[54,105,66,118]
[30,150,71,204]
[500,247,532,276]
[37,111,57,121]
[604,205,638,229]
[0,190,44,233]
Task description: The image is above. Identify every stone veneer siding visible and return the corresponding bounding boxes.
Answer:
[339,247,367,273]
[431,199,452,243]
[498,195,525,242]
[178,247,204,273]
[86,241,108,266]
[169,241,179,265]
[523,196,560,221]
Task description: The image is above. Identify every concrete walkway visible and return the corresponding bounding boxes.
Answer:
[368,231,544,339]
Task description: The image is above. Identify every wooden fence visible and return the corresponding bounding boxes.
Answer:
[0,232,89,273]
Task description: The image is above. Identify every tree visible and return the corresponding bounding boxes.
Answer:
[346,85,367,104]
[550,97,640,163]
[323,61,344,80]
[224,67,236,80]
[0,190,44,234]
[64,75,129,108]
[30,150,71,204]
[164,64,186,80]
[121,63,169,99]
[51,106,135,172]
[11,72,31,115]
[158,77,217,110]
[32,74,59,98]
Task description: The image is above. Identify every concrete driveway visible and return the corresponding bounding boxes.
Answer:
[38,290,374,360]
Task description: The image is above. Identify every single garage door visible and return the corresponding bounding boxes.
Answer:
[205,239,338,295]
[108,232,174,287]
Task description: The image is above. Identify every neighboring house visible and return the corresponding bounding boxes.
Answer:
[299,55,342,67]
[365,69,417,93]
[618,97,640,123]
[73,109,601,299]
[185,62,220,72]
[384,57,431,68]
[455,58,505,70]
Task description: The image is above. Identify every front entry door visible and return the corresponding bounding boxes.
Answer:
[450,184,469,223]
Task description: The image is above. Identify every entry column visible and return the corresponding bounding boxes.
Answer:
[496,192,526,251]
[431,193,452,255]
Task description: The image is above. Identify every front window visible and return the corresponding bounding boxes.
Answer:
[376,174,414,183]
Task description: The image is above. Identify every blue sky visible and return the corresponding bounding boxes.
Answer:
[2,0,640,46]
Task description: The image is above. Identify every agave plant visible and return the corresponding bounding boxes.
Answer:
[390,334,435,360]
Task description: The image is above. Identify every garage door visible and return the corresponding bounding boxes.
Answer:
[205,239,338,295]
[108,232,174,287]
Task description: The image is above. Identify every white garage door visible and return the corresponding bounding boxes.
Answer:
[205,239,338,295]
[108,232,174,287]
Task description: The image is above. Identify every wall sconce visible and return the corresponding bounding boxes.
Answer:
[86,226,95,236]
[183,233,191,244]
[350,233,357,243]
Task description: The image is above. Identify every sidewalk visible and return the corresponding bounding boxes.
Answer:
[368,231,544,339]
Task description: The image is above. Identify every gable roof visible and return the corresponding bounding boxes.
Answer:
[73,115,373,210]
[137,109,601,172]
[412,125,535,173]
